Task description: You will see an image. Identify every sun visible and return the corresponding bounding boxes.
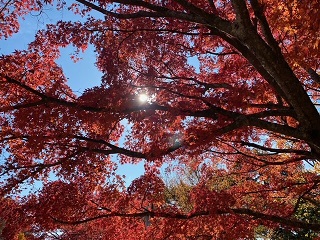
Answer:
[138,93,149,103]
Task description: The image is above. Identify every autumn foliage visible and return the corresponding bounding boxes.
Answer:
[1,0,320,239]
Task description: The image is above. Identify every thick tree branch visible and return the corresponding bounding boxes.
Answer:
[72,135,146,158]
[230,0,252,27]
[2,75,108,112]
[249,0,282,55]
[307,68,320,85]
[239,141,312,156]
[51,208,320,231]
[76,0,206,24]
[232,208,320,231]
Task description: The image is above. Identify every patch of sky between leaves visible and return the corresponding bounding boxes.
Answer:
[187,55,200,74]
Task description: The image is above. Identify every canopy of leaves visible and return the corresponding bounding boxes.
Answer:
[0,0,320,239]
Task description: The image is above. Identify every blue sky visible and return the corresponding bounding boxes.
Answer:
[1,4,102,93]
[0,3,145,187]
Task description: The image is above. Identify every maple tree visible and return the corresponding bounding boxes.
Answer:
[164,163,320,239]
[1,0,320,239]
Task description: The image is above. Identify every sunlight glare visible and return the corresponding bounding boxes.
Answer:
[138,93,149,103]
